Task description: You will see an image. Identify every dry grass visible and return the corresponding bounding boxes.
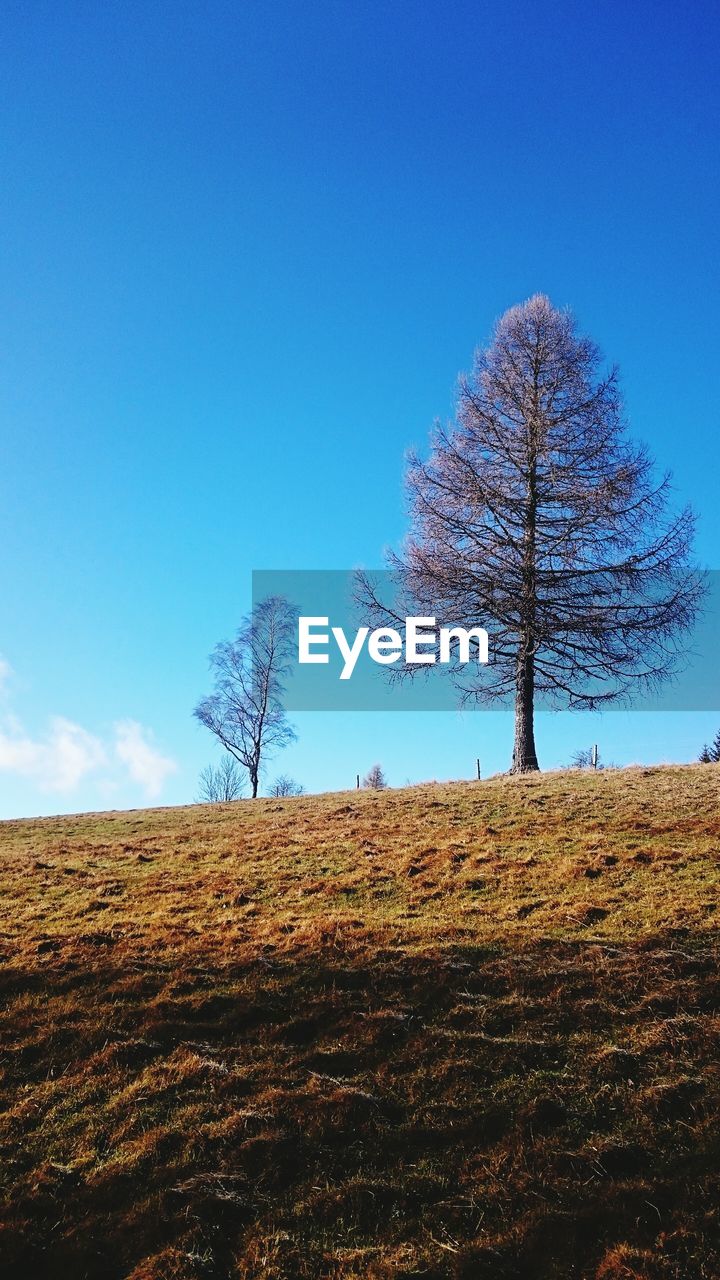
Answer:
[1,763,720,1278]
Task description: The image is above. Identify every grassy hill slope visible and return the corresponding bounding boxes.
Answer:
[1,765,720,1279]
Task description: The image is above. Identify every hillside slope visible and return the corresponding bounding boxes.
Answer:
[1,765,720,1279]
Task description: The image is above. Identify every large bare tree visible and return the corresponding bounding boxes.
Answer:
[194,596,296,797]
[359,295,704,772]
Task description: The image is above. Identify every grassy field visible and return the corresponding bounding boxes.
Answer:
[1,764,720,1279]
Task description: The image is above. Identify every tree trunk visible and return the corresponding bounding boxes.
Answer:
[512,390,540,775]
[250,768,259,798]
[511,653,539,773]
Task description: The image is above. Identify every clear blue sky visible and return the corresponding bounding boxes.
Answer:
[1,0,719,818]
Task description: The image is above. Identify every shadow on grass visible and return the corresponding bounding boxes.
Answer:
[2,936,720,1279]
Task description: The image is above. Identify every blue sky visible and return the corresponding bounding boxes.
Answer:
[1,0,719,817]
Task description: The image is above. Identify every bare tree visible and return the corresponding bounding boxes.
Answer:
[197,756,246,802]
[268,775,305,797]
[358,295,704,773]
[194,596,296,798]
[362,763,387,790]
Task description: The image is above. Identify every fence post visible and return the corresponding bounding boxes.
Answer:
[476,758,481,781]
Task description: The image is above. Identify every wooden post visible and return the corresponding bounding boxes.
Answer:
[592,744,598,770]
[356,773,360,789]
[476,757,481,780]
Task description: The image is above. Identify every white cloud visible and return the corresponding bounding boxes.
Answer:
[114,719,177,799]
[0,665,178,803]
[0,716,107,791]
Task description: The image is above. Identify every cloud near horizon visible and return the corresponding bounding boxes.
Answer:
[0,696,177,800]
[0,715,108,791]
[114,719,178,799]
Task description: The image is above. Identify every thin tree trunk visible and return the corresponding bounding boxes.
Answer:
[511,652,540,773]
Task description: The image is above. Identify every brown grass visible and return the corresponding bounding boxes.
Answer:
[1,764,720,1278]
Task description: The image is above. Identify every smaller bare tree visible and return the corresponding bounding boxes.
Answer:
[570,747,600,770]
[194,596,296,797]
[197,756,246,803]
[268,775,305,797]
[362,764,387,790]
